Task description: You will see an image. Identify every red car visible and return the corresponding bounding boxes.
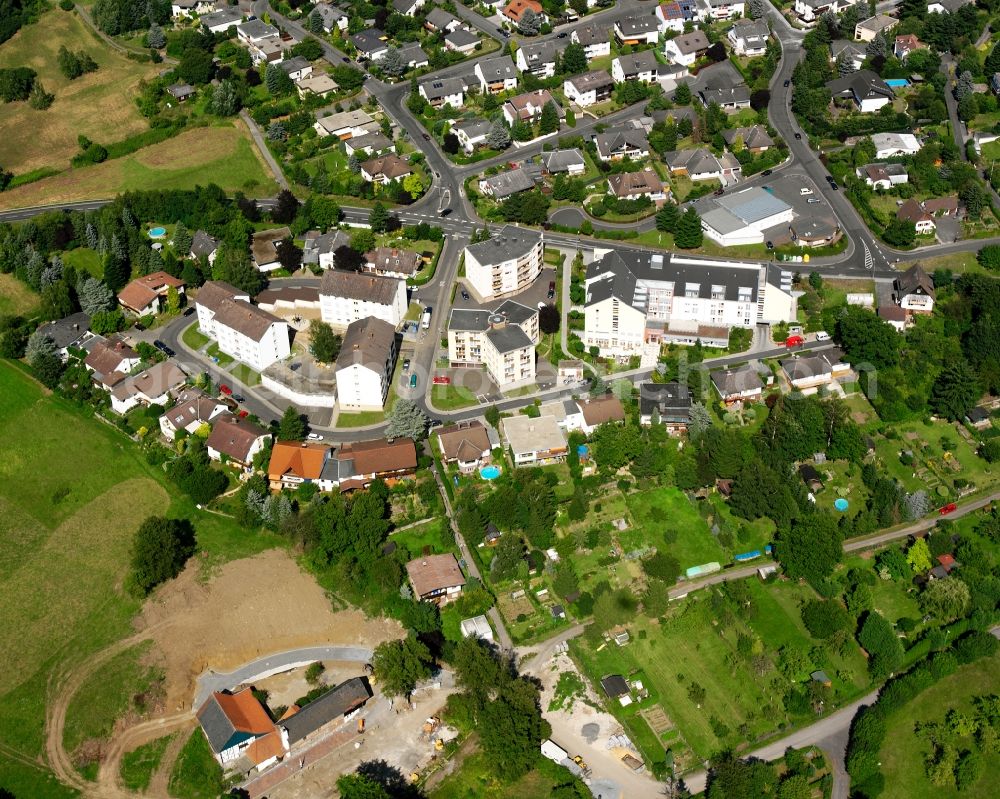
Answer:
[432,375,451,385]
[938,503,957,515]
[238,410,249,419]
[219,384,232,395]
[785,335,805,348]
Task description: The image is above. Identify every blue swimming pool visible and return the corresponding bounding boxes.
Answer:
[885,79,910,88]
[480,465,501,480]
[148,226,167,238]
[834,498,849,512]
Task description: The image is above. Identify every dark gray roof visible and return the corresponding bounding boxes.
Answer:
[319,269,402,305]
[449,308,492,332]
[614,49,660,76]
[351,29,388,53]
[36,312,90,350]
[420,76,465,100]
[480,168,535,198]
[493,299,535,325]
[452,118,492,138]
[711,365,763,396]
[280,678,372,745]
[781,353,840,381]
[595,127,649,158]
[201,7,242,27]
[477,55,517,80]
[465,225,541,264]
[427,8,459,28]
[600,674,630,698]
[445,28,479,48]
[616,13,660,35]
[396,41,428,64]
[701,85,751,106]
[336,317,396,372]
[566,69,614,93]
[518,39,559,67]
[573,23,604,46]
[826,69,893,102]
[279,56,311,75]
[190,230,219,258]
[896,264,935,299]
[197,696,243,753]
[540,148,585,173]
[638,382,691,417]
[238,19,278,39]
[486,324,533,354]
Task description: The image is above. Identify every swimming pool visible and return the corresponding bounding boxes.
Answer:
[480,465,501,480]
[834,498,849,512]
[148,226,167,238]
[885,79,910,88]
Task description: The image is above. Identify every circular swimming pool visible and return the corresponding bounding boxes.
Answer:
[148,226,167,238]
[834,498,849,512]
[480,465,501,480]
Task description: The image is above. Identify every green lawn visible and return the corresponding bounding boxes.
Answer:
[625,487,727,570]
[391,518,453,559]
[432,751,581,799]
[430,383,479,410]
[181,323,210,351]
[229,363,261,387]
[205,341,234,366]
[879,654,1000,798]
[120,734,175,792]
[167,730,224,799]
[336,409,386,427]
[60,247,103,279]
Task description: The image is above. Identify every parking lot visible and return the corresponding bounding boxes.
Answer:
[756,170,842,248]
[452,266,558,314]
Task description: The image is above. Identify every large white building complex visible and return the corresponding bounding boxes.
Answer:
[195,281,291,371]
[583,249,796,356]
[447,301,539,390]
[335,316,398,411]
[693,187,796,247]
[463,226,543,300]
[318,269,407,329]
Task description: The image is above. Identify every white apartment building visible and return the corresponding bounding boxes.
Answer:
[335,316,398,411]
[318,270,407,330]
[447,301,539,390]
[195,281,291,371]
[794,0,859,23]
[583,249,795,357]
[463,226,543,301]
[571,24,612,60]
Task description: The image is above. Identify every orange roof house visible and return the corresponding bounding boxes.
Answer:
[196,688,284,768]
[267,441,329,488]
[118,271,186,315]
[503,0,544,24]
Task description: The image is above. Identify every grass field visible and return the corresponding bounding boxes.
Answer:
[60,247,103,279]
[167,730,224,799]
[432,751,580,799]
[879,654,1000,798]
[625,487,727,570]
[120,734,174,792]
[181,323,210,351]
[0,9,159,174]
[0,126,278,210]
[430,383,478,410]
[0,272,40,317]
[0,362,280,797]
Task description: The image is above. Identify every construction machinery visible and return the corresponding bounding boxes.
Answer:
[357,718,365,734]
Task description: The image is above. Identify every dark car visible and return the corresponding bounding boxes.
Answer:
[794,132,802,140]
[547,281,555,299]
[183,306,195,316]
[762,169,772,176]
[714,187,725,196]
[766,241,774,250]
[783,79,790,87]
[422,133,430,141]
[153,340,175,357]
[461,289,470,300]
[232,393,246,403]
[558,32,568,38]
[440,208,452,217]
[342,57,350,63]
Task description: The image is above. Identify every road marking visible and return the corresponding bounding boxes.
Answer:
[862,242,874,271]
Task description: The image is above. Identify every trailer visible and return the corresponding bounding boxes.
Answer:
[541,739,569,764]
[685,562,721,579]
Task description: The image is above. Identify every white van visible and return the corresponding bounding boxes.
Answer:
[421,308,432,330]
[800,187,813,195]
[815,331,830,341]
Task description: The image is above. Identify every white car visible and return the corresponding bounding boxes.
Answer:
[815,331,830,341]
[800,188,813,195]
[306,433,324,441]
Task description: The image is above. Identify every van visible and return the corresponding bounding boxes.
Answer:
[800,188,813,195]
[815,331,830,341]
[421,307,432,329]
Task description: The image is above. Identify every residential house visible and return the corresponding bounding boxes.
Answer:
[855,14,898,42]
[500,414,568,465]
[312,3,349,33]
[109,360,187,414]
[825,70,893,113]
[296,72,339,98]
[318,269,407,329]
[871,132,921,158]
[463,225,543,300]
[36,312,90,361]
[502,89,561,127]
[278,679,372,748]
[614,13,661,46]
[359,154,412,184]
[483,521,503,546]
[894,34,923,59]
[612,50,661,84]
[195,281,291,371]
[896,198,937,235]
[197,689,284,770]
[436,420,493,472]
[728,19,770,56]
[966,407,992,430]
[425,8,462,32]
[695,185,794,245]
[166,83,195,102]
[878,303,907,331]
[158,387,227,440]
[698,0,745,20]
[84,336,141,389]
[563,70,614,108]
[700,83,751,112]
[584,249,795,357]
[664,148,736,182]
[540,148,586,175]
[576,395,626,435]
[475,56,519,94]
[663,30,710,67]
[236,18,279,44]
[515,40,559,79]
[351,29,390,61]
[638,381,692,431]
[829,39,866,71]
[607,168,667,201]
[335,316,398,411]
[479,168,536,199]
[447,300,538,389]
[656,1,695,33]
[444,28,480,54]
[600,674,631,705]
[251,227,292,272]
[313,109,378,140]
[201,7,243,33]
[710,364,763,404]
[928,0,972,12]
[451,118,492,153]
[572,23,612,61]
[856,162,908,189]
[558,359,586,383]
[206,413,270,471]
[267,441,330,489]
[502,0,546,26]
[343,132,394,157]
[365,246,422,279]
[406,554,466,603]
[419,76,465,108]
[794,0,860,24]
[722,125,774,153]
[190,230,220,264]
[780,351,850,391]
[396,42,429,69]
[333,438,417,490]
[278,56,313,82]
[303,229,350,269]
[894,264,935,313]
[594,126,650,161]
[393,0,426,14]
[118,271,186,316]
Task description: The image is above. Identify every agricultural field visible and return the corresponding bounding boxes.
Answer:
[0,125,278,210]
[878,654,1000,799]
[0,9,159,175]
[0,272,40,317]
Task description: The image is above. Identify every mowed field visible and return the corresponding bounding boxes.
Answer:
[0,125,278,210]
[0,272,39,316]
[0,9,159,174]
